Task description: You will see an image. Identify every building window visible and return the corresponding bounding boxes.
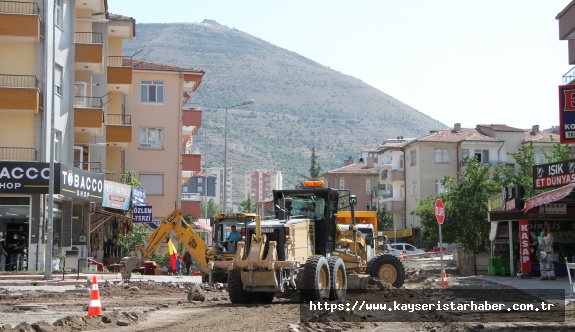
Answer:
[140,173,164,195]
[339,179,345,190]
[399,154,404,169]
[534,151,545,165]
[462,149,470,160]
[140,81,164,103]
[411,180,417,196]
[435,180,445,194]
[55,65,63,96]
[198,187,203,193]
[410,150,417,166]
[400,185,404,198]
[474,149,489,164]
[140,127,164,149]
[366,179,371,195]
[434,148,449,164]
[55,0,63,28]
[198,178,203,184]
[54,131,62,162]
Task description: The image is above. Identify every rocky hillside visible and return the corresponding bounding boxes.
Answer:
[122,20,444,202]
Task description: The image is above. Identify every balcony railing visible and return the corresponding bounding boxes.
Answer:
[74,96,103,108]
[73,161,101,173]
[105,171,131,183]
[0,74,38,88]
[0,1,39,15]
[182,193,201,201]
[108,56,133,67]
[0,147,36,161]
[75,32,102,44]
[563,66,575,85]
[107,114,132,125]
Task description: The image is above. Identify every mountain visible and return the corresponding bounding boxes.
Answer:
[121,20,444,203]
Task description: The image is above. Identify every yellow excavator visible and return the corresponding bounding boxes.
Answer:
[119,209,258,283]
[211,180,405,303]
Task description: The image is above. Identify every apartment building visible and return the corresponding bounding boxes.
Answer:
[181,170,217,217]
[123,60,203,221]
[323,158,382,211]
[0,1,204,271]
[244,169,283,204]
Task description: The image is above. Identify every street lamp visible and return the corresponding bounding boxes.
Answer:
[203,126,223,221]
[223,99,254,213]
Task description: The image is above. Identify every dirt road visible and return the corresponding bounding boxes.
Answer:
[0,254,572,332]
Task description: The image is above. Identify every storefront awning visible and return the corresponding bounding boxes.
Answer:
[194,221,212,233]
[523,182,575,212]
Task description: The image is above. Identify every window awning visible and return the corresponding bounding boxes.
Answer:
[523,183,575,212]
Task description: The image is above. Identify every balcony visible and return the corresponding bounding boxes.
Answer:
[105,115,132,148]
[0,1,40,43]
[182,109,202,135]
[383,199,405,213]
[0,74,40,113]
[107,56,133,93]
[563,66,575,85]
[182,73,203,93]
[182,193,201,201]
[74,32,104,73]
[104,171,130,183]
[182,153,201,172]
[74,96,103,135]
[380,169,404,182]
[0,146,37,161]
[73,161,101,173]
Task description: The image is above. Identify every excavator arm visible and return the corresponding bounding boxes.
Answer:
[120,209,214,282]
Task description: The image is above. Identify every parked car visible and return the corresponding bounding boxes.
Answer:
[386,243,425,257]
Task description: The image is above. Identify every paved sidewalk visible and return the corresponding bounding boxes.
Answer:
[478,274,574,305]
[0,272,202,287]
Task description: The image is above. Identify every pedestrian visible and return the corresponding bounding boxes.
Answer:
[176,255,181,276]
[0,234,7,272]
[7,234,23,271]
[183,251,193,276]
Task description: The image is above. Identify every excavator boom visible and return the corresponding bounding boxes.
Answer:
[120,209,213,281]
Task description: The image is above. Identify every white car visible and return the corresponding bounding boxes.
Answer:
[386,243,425,257]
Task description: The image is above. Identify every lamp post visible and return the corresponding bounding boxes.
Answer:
[223,99,254,213]
[203,126,223,221]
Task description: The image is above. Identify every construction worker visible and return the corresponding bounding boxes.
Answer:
[226,225,242,252]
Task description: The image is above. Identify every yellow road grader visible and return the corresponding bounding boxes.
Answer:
[212,180,405,303]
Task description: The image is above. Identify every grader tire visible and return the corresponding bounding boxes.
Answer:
[301,255,331,302]
[328,256,347,300]
[367,253,405,288]
[228,270,254,304]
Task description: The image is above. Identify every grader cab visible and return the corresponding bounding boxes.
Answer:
[211,180,405,303]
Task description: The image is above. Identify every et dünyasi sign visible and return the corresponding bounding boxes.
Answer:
[533,159,575,189]
[559,85,575,143]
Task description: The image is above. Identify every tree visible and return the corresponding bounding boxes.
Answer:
[200,198,222,218]
[238,197,256,213]
[376,205,393,231]
[119,224,151,256]
[415,157,500,252]
[309,143,322,179]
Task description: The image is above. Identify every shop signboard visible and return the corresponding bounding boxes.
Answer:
[396,228,413,238]
[533,159,575,189]
[133,205,153,223]
[0,161,50,193]
[132,186,146,206]
[559,84,575,143]
[488,192,504,211]
[519,219,532,273]
[539,203,567,215]
[102,180,131,210]
[59,164,104,202]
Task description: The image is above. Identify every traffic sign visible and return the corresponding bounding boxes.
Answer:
[435,199,445,224]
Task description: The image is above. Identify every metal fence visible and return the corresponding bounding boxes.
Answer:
[108,56,133,67]
[74,32,102,44]
[73,96,103,108]
[0,1,39,15]
[0,74,38,88]
[106,114,132,125]
[0,147,37,161]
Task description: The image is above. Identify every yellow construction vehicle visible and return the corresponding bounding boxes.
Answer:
[119,210,258,283]
[212,180,405,303]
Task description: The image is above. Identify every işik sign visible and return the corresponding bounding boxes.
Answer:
[533,159,575,189]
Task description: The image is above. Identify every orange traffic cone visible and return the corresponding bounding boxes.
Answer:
[439,270,448,287]
[399,251,404,261]
[86,276,103,316]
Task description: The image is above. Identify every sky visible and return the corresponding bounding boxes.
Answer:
[109,0,573,130]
